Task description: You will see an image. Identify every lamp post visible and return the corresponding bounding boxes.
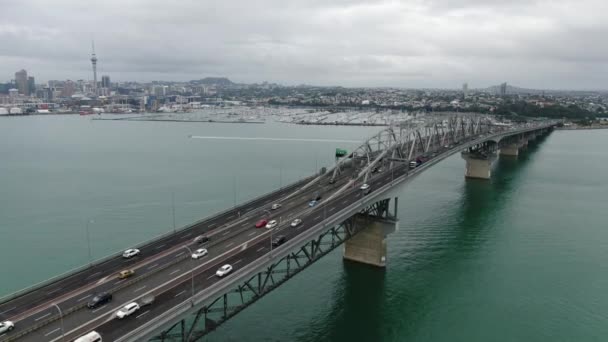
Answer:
[85,219,95,266]
[172,192,176,234]
[52,303,65,342]
[180,246,195,299]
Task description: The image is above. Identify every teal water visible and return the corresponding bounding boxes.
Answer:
[1,116,607,341]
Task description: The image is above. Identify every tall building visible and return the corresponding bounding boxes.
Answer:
[499,82,507,96]
[462,82,468,98]
[101,75,111,88]
[91,41,98,95]
[27,77,35,96]
[15,69,28,95]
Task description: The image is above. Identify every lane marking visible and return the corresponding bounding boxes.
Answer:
[314,215,321,220]
[170,269,181,275]
[182,232,192,238]
[44,328,61,336]
[0,307,16,315]
[91,305,106,313]
[227,215,234,220]
[35,312,52,321]
[226,242,234,248]
[155,244,166,249]
[148,263,159,270]
[175,252,185,258]
[96,276,109,285]
[222,230,231,236]
[207,274,216,280]
[134,286,147,293]
[241,223,249,227]
[136,310,150,319]
[174,291,186,298]
[329,207,335,212]
[288,201,295,205]
[248,231,257,237]
[342,200,349,204]
[209,223,216,228]
[114,279,125,285]
[234,259,243,265]
[86,271,101,279]
[257,247,265,252]
[77,294,92,302]
[47,287,63,295]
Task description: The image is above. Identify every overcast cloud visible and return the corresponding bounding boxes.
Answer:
[1,0,607,89]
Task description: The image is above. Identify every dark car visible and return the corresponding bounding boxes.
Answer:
[194,235,210,244]
[311,192,322,201]
[272,235,287,247]
[87,292,112,309]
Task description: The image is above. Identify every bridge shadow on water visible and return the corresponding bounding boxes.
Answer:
[291,132,552,342]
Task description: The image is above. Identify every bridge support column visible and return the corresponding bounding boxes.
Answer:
[343,214,397,267]
[500,144,519,157]
[461,152,496,179]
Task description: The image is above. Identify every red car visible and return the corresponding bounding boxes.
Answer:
[255,219,268,228]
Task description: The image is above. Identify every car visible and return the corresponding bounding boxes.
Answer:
[360,183,371,194]
[191,248,208,259]
[216,264,233,277]
[115,302,140,319]
[308,200,318,207]
[271,203,281,210]
[118,269,135,279]
[255,219,268,228]
[272,235,287,247]
[0,321,14,334]
[312,192,322,201]
[194,235,209,244]
[74,331,102,342]
[265,220,278,229]
[122,248,140,259]
[290,218,302,227]
[87,292,113,309]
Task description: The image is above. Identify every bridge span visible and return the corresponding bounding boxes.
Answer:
[0,117,557,342]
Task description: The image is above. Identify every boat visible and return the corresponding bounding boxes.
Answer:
[0,108,8,116]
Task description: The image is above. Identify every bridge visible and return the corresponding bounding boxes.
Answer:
[0,116,556,342]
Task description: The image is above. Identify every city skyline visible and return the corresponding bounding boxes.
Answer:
[1,0,607,90]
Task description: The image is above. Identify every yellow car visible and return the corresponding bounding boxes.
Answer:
[118,269,135,279]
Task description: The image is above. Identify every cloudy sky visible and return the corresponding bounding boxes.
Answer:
[1,0,606,89]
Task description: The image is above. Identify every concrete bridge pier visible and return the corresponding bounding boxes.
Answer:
[343,212,397,267]
[461,151,497,179]
[500,143,520,157]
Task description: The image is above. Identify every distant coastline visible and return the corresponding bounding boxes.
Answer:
[556,125,608,130]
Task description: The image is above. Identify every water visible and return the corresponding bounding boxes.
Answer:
[1,116,607,341]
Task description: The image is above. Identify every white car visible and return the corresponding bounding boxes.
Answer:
[0,321,14,334]
[115,302,140,319]
[216,264,233,277]
[122,248,140,259]
[191,248,208,259]
[265,220,278,229]
[360,183,370,191]
[271,203,281,210]
[290,218,302,227]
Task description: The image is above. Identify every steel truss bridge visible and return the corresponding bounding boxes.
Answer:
[0,115,556,342]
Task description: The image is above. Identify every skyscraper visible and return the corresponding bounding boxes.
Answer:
[15,69,28,95]
[91,41,98,95]
[101,75,111,89]
[462,82,468,98]
[499,82,507,96]
[28,77,35,96]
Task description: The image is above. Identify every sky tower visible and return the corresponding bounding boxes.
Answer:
[91,41,98,95]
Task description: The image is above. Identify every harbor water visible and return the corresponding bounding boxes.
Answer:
[1,115,607,341]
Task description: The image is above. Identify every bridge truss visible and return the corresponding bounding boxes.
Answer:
[149,198,396,342]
